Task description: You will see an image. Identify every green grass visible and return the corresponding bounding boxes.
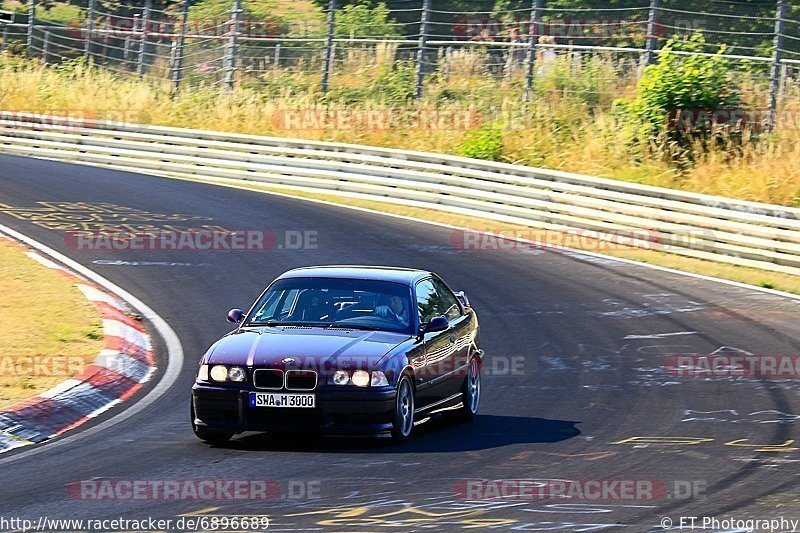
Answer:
[0,239,102,409]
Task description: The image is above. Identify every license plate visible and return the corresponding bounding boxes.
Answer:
[249,392,315,408]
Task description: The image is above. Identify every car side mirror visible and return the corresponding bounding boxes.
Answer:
[455,291,470,308]
[227,308,245,324]
[422,315,449,334]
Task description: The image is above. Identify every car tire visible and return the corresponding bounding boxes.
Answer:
[456,357,481,420]
[391,375,415,442]
[191,400,233,445]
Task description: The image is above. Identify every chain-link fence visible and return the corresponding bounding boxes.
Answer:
[1,0,799,118]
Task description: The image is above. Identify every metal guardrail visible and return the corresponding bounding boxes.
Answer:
[1,112,800,276]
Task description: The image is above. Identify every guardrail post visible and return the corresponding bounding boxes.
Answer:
[99,35,107,62]
[768,0,788,131]
[170,0,189,93]
[523,0,543,102]
[84,0,96,62]
[414,0,431,99]
[273,42,281,70]
[41,28,49,63]
[124,34,132,61]
[321,0,336,94]
[26,0,36,59]
[129,14,139,66]
[223,0,242,91]
[137,0,151,77]
[42,30,50,65]
[644,0,660,65]
[443,46,452,79]
[1,26,8,52]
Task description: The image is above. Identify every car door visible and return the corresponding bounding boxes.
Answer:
[431,277,472,397]
[414,278,457,406]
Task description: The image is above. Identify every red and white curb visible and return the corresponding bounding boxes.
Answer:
[0,237,155,453]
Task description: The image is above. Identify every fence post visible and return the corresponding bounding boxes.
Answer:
[768,0,788,131]
[644,0,660,65]
[129,14,139,66]
[414,0,431,99]
[523,0,543,102]
[137,0,151,77]
[41,28,49,63]
[84,0,96,62]
[26,0,35,59]
[223,0,242,91]
[273,43,281,69]
[321,0,336,93]
[170,0,189,93]
[2,26,8,52]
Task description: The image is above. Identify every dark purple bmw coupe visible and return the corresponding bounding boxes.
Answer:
[191,266,483,443]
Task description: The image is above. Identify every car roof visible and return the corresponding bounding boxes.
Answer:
[278,266,433,285]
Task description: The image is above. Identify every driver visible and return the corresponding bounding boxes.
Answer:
[375,295,410,326]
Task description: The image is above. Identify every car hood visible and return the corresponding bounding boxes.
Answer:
[205,326,409,371]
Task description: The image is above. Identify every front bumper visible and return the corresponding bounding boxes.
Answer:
[192,383,397,436]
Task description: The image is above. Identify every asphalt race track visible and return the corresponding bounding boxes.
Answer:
[2,153,800,532]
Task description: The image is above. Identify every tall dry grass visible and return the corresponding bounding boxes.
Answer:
[1,50,799,206]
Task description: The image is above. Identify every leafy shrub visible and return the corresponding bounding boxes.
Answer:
[616,33,742,148]
[335,1,401,39]
[460,125,504,162]
[373,60,415,102]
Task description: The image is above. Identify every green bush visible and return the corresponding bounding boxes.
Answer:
[616,33,742,146]
[335,1,401,39]
[374,60,415,103]
[459,126,504,162]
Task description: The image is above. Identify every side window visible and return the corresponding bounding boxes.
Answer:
[415,279,443,324]
[433,279,462,320]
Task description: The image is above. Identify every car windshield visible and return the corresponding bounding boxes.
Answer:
[244,277,414,334]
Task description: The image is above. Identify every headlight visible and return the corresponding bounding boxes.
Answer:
[207,365,246,382]
[332,370,350,385]
[209,365,229,382]
[198,364,209,381]
[227,366,246,382]
[351,370,370,387]
[371,371,389,386]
